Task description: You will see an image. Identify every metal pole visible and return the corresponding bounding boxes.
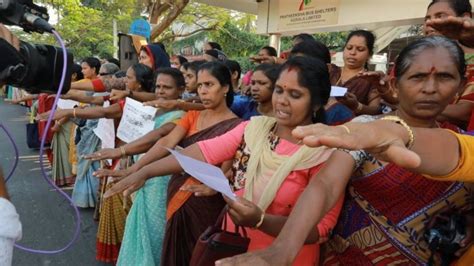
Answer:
[113,19,118,58]
[269,34,281,56]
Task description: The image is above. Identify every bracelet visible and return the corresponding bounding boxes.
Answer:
[120,146,127,158]
[72,108,77,118]
[254,212,265,229]
[380,115,415,149]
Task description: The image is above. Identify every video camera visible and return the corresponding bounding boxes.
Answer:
[0,0,73,93]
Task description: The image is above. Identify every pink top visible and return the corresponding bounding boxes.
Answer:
[198,121,344,265]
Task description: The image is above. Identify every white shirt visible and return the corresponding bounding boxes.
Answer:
[0,198,21,266]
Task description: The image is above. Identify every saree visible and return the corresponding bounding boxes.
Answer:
[325,102,354,126]
[96,100,132,264]
[322,117,474,265]
[329,65,379,106]
[161,117,242,266]
[96,158,133,264]
[71,119,101,208]
[117,110,185,266]
[51,121,75,186]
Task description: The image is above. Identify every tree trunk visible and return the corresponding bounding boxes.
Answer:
[148,0,190,41]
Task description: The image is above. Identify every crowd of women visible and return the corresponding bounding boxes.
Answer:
[2,0,474,265]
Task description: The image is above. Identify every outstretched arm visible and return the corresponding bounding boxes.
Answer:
[426,16,474,48]
[70,80,95,92]
[93,124,188,179]
[38,103,122,121]
[102,143,205,198]
[59,89,105,105]
[217,151,354,265]
[292,121,462,177]
[143,99,205,111]
[84,122,176,160]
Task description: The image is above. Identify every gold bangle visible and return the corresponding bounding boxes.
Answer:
[254,212,265,229]
[380,115,415,149]
[73,108,77,118]
[120,146,127,158]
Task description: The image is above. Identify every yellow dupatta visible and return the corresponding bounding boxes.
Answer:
[242,116,334,211]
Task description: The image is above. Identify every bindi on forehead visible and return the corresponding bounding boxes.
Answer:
[430,66,437,73]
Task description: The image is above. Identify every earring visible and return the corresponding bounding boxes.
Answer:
[312,109,318,120]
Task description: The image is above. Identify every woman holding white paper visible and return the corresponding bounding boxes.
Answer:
[99,56,344,265]
[116,68,187,266]
[331,30,383,115]
[95,61,241,265]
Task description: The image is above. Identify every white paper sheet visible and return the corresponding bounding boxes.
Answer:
[117,97,157,143]
[330,86,348,97]
[93,101,115,165]
[57,99,79,109]
[166,148,236,201]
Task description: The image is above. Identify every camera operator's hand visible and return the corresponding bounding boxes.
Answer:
[0,167,9,200]
[0,24,20,51]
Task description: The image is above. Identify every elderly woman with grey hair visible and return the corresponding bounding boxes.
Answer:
[218,36,474,266]
[98,62,120,78]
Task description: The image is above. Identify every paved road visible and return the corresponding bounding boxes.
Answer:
[0,98,107,266]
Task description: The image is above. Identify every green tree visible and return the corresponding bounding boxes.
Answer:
[15,0,137,60]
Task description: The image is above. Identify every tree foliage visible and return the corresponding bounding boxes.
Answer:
[11,0,348,66]
[14,0,137,60]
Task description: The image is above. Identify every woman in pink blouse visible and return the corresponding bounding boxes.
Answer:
[103,56,343,265]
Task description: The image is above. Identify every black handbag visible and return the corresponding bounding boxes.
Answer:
[26,122,41,149]
[190,206,250,266]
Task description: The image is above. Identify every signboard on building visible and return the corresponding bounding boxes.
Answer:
[278,0,341,31]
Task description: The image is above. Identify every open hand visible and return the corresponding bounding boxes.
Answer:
[426,16,474,46]
[102,170,147,198]
[292,121,421,169]
[250,55,277,64]
[93,167,133,181]
[84,148,121,161]
[36,109,71,121]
